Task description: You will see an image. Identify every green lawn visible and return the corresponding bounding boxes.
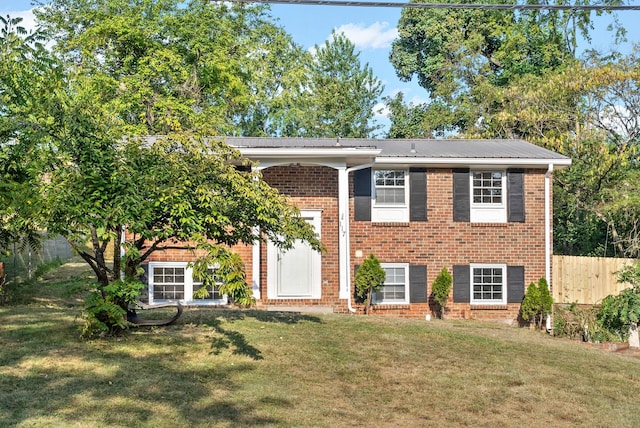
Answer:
[1,260,639,427]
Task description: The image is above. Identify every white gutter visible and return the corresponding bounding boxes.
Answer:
[343,162,376,313]
[545,163,554,331]
[377,157,572,167]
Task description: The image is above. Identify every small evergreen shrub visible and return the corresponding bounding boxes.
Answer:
[354,254,386,315]
[520,277,552,330]
[432,267,452,319]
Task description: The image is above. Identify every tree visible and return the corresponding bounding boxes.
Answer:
[431,267,452,319]
[354,254,386,315]
[0,15,52,253]
[302,31,384,138]
[388,0,622,137]
[4,4,323,334]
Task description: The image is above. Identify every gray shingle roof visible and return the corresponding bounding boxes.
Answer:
[222,137,569,161]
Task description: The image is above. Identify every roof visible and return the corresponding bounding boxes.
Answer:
[222,137,571,168]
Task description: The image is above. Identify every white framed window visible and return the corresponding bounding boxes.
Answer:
[372,169,409,222]
[152,266,185,300]
[470,171,506,223]
[373,263,410,304]
[470,264,507,305]
[193,268,225,302]
[148,262,228,305]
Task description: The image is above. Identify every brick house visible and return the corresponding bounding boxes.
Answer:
[142,137,571,322]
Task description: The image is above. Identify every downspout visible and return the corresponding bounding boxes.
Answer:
[344,162,376,313]
[545,163,554,331]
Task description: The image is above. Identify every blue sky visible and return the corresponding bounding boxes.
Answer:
[3,0,640,132]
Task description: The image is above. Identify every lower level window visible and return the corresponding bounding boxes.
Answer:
[374,264,409,304]
[193,268,223,300]
[148,263,227,305]
[153,267,185,300]
[471,264,506,305]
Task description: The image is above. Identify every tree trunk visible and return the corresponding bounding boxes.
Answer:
[365,287,372,315]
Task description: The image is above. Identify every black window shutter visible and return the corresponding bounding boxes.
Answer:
[354,168,372,221]
[353,265,366,303]
[453,265,470,302]
[507,169,525,223]
[453,169,470,222]
[507,266,525,303]
[409,265,427,303]
[410,168,428,222]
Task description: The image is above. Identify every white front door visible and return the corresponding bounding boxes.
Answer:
[267,210,322,299]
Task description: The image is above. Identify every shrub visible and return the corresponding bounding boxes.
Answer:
[520,277,552,330]
[432,267,452,319]
[597,262,640,342]
[354,254,386,315]
[81,278,145,338]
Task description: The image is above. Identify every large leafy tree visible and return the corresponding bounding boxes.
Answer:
[388,0,622,137]
[2,4,322,332]
[302,31,384,138]
[0,15,53,253]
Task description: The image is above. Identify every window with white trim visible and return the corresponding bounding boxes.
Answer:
[148,262,227,305]
[470,264,507,305]
[470,171,506,223]
[373,263,410,304]
[152,266,185,300]
[372,169,409,222]
[193,268,224,301]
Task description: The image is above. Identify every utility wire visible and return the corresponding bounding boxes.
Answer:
[227,0,640,10]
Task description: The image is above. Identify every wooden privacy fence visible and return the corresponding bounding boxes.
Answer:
[552,255,636,304]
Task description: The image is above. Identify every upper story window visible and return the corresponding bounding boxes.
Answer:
[472,172,503,205]
[371,169,409,222]
[374,170,406,205]
[471,264,507,305]
[373,263,410,304]
[470,170,506,223]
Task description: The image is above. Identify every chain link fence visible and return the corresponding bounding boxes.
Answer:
[0,234,73,285]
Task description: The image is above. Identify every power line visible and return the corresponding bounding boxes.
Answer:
[227,0,640,10]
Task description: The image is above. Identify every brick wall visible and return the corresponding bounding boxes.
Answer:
[139,164,550,323]
[348,168,548,322]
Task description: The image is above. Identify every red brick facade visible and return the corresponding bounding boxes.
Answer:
[255,165,548,322]
[140,163,551,323]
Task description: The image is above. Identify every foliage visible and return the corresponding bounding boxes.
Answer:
[431,267,452,319]
[387,0,609,136]
[520,278,552,330]
[81,279,146,338]
[354,254,386,314]
[597,262,640,340]
[302,31,384,138]
[0,15,50,254]
[553,303,618,343]
[3,4,324,334]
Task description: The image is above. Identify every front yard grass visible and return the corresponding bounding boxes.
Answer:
[2,260,640,427]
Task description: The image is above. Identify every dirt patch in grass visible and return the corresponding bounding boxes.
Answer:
[2,260,640,427]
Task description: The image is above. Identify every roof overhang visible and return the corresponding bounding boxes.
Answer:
[375,157,572,169]
[236,147,382,168]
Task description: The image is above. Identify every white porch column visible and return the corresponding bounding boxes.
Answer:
[338,166,349,299]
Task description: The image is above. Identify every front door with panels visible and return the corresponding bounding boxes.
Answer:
[267,210,322,299]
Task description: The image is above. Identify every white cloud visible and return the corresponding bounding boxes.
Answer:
[373,102,389,119]
[333,22,398,50]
